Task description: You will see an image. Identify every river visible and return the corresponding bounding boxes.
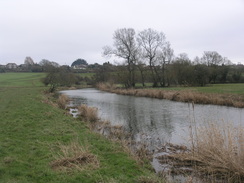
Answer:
[61,88,243,145]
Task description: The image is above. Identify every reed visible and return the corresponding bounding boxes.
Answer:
[57,94,69,109]
[78,104,99,123]
[172,121,244,182]
[96,82,115,91]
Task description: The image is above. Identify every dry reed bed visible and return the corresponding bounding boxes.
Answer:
[96,83,244,108]
[157,122,244,182]
[57,94,70,109]
[78,104,99,123]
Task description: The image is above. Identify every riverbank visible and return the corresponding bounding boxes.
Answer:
[0,73,163,183]
[97,83,244,108]
[94,83,244,182]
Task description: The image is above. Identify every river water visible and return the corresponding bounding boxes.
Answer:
[61,88,243,145]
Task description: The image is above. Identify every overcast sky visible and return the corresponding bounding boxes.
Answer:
[1,0,244,66]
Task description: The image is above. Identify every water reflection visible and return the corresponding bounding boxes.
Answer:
[61,88,244,147]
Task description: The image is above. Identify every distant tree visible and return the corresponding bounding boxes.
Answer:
[94,62,114,83]
[24,57,35,65]
[42,67,77,92]
[136,59,147,87]
[137,28,170,87]
[31,64,42,72]
[171,53,193,85]
[201,51,224,66]
[194,64,209,86]
[192,56,202,65]
[71,59,88,67]
[200,51,225,83]
[103,28,138,88]
[39,59,59,72]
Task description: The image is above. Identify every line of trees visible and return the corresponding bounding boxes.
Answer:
[99,28,244,87]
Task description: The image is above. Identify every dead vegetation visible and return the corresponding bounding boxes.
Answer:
[78,104,99,123]
[136,175,165,183]
[50,141,99,172]
[157,122,244,182]
[57,94,70,109]
[96,83,244,108]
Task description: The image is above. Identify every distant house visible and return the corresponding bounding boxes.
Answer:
[6,63,18,69]
[0,65,6,68]
[72,64,87,70]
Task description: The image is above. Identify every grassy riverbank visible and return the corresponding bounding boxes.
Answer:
[97,83,244,108]
[0,73,163,183]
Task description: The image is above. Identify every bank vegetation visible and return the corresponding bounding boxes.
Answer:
[97,83,244,108]
[157,121,244,182]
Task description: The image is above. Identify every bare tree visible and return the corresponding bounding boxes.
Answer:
[103,28,138,87]
[24,57,35,65]
[201,51,225,83]
[158,42,174,86]
[137,28,169,87]
[201,51,223,66]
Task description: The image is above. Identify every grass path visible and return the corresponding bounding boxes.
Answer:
[0,73,162,183]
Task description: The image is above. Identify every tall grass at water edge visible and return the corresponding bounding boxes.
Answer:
[96,82,244,108]
[168,120,244,182]
[78,104,99,123]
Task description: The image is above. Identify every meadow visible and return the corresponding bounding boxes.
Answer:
[155,83,244,95]
[0,73,162,183]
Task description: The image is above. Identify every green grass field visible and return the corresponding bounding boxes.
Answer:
[0,73,162,183]
[152,83,244,95]
[124,82,244,96]
[0,72,45,87]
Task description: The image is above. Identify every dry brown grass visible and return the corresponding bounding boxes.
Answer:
[136,175,165,183]
[169,121,244,182]
[78,104,99,123]
[96,82,115,91]
[57,94,69,109]
[96,83,244,108]
[50,141,99,172]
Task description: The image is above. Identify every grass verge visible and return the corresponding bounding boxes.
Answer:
[0,73,164,183]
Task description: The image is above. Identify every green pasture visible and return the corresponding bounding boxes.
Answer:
[155,83,244,95]
[0,72,45,87]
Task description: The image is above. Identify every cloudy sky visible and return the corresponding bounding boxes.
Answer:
[1,0,244,66]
